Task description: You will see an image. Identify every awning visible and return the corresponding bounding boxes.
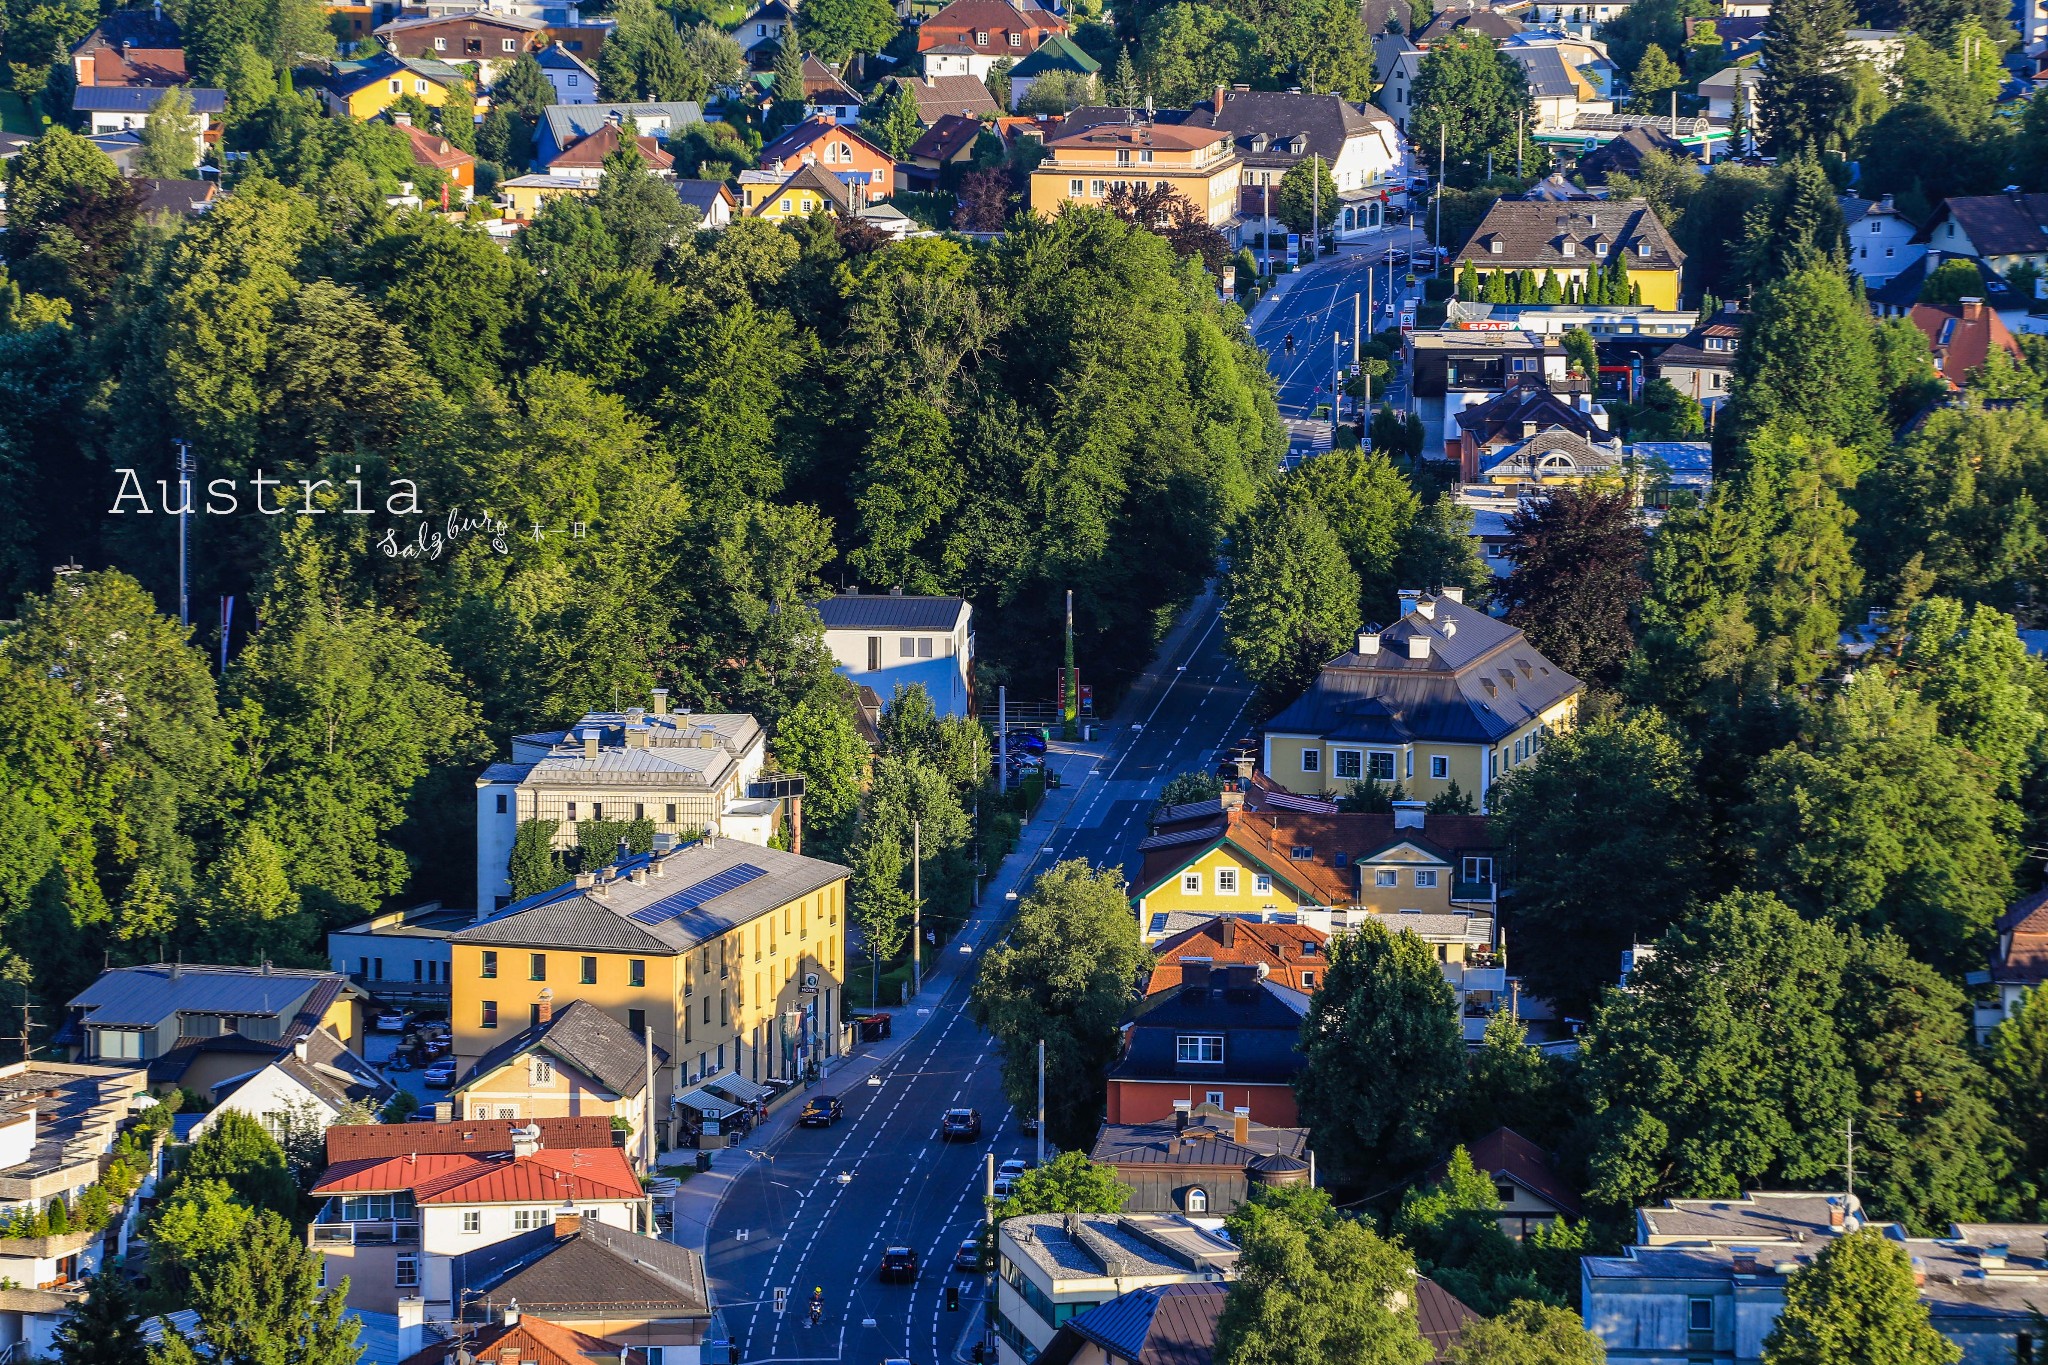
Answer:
[676,1087,740,1119]
[706,1074,769,1104]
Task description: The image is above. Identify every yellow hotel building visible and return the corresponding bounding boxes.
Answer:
[1261,591,1582,811]
[1028,118,1242,225]
[448,837,848,1143]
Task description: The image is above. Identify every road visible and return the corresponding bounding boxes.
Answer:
[702,591,1256,1365]
[1251,225,1435,419]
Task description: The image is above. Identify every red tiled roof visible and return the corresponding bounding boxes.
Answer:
[1138,808,1496,908]
[1996,887,2048,986]
[1145,918,1328,995]
[1415,1278,1479,1361]
[1908,300,2023,388]
[325,1116,617,1164]
[395,1315,642,1365]
[395,119,475,173]
[758,115,891,168]
[311,1145,642,1204]
[81,47,188,86]
[915,0,1065,50]
[908,112,981,162]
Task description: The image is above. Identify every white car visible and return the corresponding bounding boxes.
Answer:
[994,1159,1029,1198]
[374,1008,411,1032]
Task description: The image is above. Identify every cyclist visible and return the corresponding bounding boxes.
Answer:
[808,1288,823,1327]
[1282,332,1297,355]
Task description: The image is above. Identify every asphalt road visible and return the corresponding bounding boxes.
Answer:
[1251,226,1436,419]
[703,592,1256,1365]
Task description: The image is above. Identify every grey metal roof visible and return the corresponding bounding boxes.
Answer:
[459,1000,667,1098]
[1262,595,1582,745]
[810,593,970,632]
[1091,1111,1309,1167]
[73,86,225,113]
[452,839,849,955]
[68,964,338,1028]
[1455,198,1685,273]
[1002,1214,1238,1283]
[479,1215,711,1315]
[1505,46,1576,98]
[534,42,595,76]
[541,101,702,151]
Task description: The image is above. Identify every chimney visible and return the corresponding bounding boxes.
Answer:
[152,0,161,18]
[293,1037,309,1062]
[652,688,669,716]
[1180,961,1212,994]
[554,1210,582,1238]
[1231,1107,1250,1145]
[434,1102,453,1122]
[1173,1099,1192,1130]
[582,729,598,761]
[1961,296,1985,320]
[1521,419,1537,438]
[574,871,597,889]
[1392,800,1426,831]
[396,1298,426,1361]
[500,1347,520,1365]
[1415,597,1436,621]
[510,1123,542,1159]
[1219,919,1237,950]
[1407,635,1431,660]
[1441,586,1464,604]
[1358,631,1381,655]
[535,993,552,1024]
[1218,785,1244,811]
[890,586,903,596]
[1234,754,1254,779]
[1911,1256,1927,1286]
[1826,1196,1845,1229]
[1730,1248,1759,1275]
[392,110,413,126]
[1397,589,1421,617]
[1214,82,1226,114]
[1223,963,1257,996]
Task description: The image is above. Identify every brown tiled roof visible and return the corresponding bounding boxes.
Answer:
[396,1316,641,1365]
[1909,300,2023,389]
[1996,887,2048,986]
[1415,1278,1480,1361]
[1048,121,1232,152]
[1144,918,1329,995]
[395,119,475,173]
[1091,1107,1310,1167]
[325,1115,616,1164]
[1937,192,2048,257]
[800,54,861,104]
[908,112,982,161]
[1417,5,1522,42]
[547,122,673,171]
[1455,198,1684,273]
[81,46,187,85]
[915,0,1065,49]
[1432,1126,1584,1219]
[892,74,1002,123]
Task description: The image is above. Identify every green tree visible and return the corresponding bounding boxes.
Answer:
[1407,32,1533,187]
[990,1150,1130,1220]
[770,684,869,855]
[1453,1010,1574,1147]
[506,819,566,901]
[148,1211,363,1365]
[1393,492,1490,603]
[1988,983,2048,1200]
[798,0,897,63]
[54,1269,146,1365]
[594,143,691,271]
[1498,483,1645,685]
[1018,68,1098,115]
[1,128,138,308]
[1215,1210,1432,1365]
[1759,0,1854,156]
[144,1178,254,1310]
[1158,770,1225,806]
[178,1109,297,1217]
[682,23,744,93]
[1106,45,1142,104]
[1745,670,2015,973]
[1561,326,1599,382]
[193,824,305,965]
[1723,267,1883,456]
[1291,446,1420,617]
[1275,153,1340,235]
[862,82,924,160]
[1444,1301,1607,1365]
[1222,484,1363,713]
[1760,1228,1960,1365]
[493,52,553,119]
[1138,3,1256,107]
[970,861,1152,1147]
[1582,892,1858,1210]
[137,86,200,177]
[1295,920,1463,1173]
[1627,43,1682,113]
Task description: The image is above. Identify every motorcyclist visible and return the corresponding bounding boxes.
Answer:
[808,1288,823,1327]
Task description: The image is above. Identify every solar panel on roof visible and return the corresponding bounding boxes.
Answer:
[627,864,769,925]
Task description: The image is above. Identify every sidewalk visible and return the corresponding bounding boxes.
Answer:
[667,740,1105,1262]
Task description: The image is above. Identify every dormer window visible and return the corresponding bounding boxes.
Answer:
[1489,238,1503,254]
[1562,241,1575,257]
[1637,241,1651,257]
[1290,845,1314,861]
[1595,242,1607,257]
[1009,31,1020,44]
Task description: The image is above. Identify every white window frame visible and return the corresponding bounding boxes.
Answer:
[1375,869,1397,888]
[1430,755,1449,779]
[503,37,517,49]
[1186,1187,1208,1212]
[1366,750,1396,782]
[1301,748,1320,774]
[1333,749,1363,781]
[396,1253,419,1288]
[462,1211,482,1234]
[1463,856,1494,884]
[1175,1034,1224,1064]
[433,36,446,49]
[1414,870,1439,889]
[1253,874,1272,894]
[531,1056,554,1086]
[1301,970,1316,989]
[1181,872,1202,896]
[1216,868,1239,895]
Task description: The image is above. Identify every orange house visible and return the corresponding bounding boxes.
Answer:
[755,115,895,184]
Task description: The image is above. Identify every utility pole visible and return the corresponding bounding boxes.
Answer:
[911,818,922,997]
[1262,179,1272,276]
[1351,290,1361,404]
[1032,1039,1048,1170]
[1062,589,1076,740]
[1844,1117,1856,1200]
[997,684,1007,795]
[1311,152,1320,261]
[1331,330,1342,425]
[1517,110,1524,177]
[1434,122,1445,260]
[174,440,194,629]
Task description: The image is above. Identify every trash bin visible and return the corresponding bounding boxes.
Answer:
[697,1151,712,1173]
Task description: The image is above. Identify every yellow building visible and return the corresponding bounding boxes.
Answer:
[1259,590,1582,810]
[451,998,665,1146]
[449,838,849,1147]
[1454,198,1685,311]
[736,161,864,222]
[321,52,464,121]
[497,173,595,220]
[1028,119,1242,225]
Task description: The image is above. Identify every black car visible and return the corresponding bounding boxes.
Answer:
[953,1237,983,1272]
[879,1246,919,1282]
[800,1096,844,1127]
[940,1108,982,1141]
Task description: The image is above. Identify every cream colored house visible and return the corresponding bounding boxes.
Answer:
[1029,119,1242,226]
[474,695,777,915]
[1260,591,1582,810]
[451,1000,663,1146]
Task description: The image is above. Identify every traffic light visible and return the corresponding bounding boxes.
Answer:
[946,1285,960,1312]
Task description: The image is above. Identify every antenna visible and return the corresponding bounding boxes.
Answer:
[1844,1116,1856,1200]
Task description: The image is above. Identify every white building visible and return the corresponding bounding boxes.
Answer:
[71,85,221,158]
[811,591,975,717]
[1177,86,1411,238]
[534,42,597,103]
[196,1029,397,1139]
[474,697,777,915]
[995,1214,1238,1365]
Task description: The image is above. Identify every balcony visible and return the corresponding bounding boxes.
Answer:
[311,1221,420,1246]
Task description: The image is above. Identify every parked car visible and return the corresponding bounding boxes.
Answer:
[801,1096,845,1128]
[879,1246,919,1282]
[1005,732,1046,755]
[422,1058,457,1088]
[953,1237,983,1272]
[940,1108,982,1141]
[374,1008,412,1032]
[994,1159,1029,1198]
[1016,1110,1039,1135]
